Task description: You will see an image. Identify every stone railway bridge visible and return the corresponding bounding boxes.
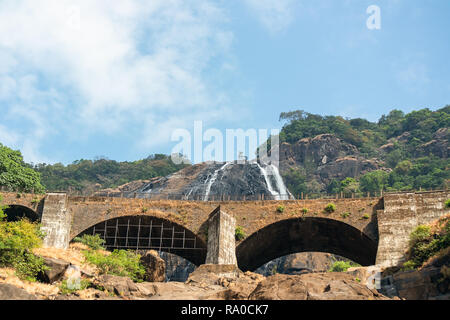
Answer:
[0,190,448,271]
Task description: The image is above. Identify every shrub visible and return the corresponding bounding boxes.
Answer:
[362,214,370,220]
[235,226,246,241]
[341,212,351,219]
[301,208,309,214]
[329,260,360,272]
[401,260,417,271]
[276,206,285,213]
[0,217,47,281]
[73,234,105,250]
[409,225,432,246]
[406,220,450,269]
[83,249,145,282]
[324,203,336,213]
[445,199,450,209]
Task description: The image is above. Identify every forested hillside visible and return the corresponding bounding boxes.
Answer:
[278,106,449,195]
[1,106,448,196]
[32,155,189,194]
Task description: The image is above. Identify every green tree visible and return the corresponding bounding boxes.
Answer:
[282,168,307,196]
[0,144,45,193]
[360,170,389,193]
[340,178,360,194]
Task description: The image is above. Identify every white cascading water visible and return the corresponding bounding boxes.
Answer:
[256,163,292,200]
[203,162,230,201]
[268,164,293,200]
[256,163,281,200]
[184,188,194,200]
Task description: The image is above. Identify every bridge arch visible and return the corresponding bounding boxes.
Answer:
[2,204,40,222]
[236,217,378,272]
[72,215,207,266]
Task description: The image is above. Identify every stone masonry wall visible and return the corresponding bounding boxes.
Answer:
[205,208,237,265]
[40,194,73,249]
[376,190,450,267]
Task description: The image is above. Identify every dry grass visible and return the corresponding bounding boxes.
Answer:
[0,267,60,297]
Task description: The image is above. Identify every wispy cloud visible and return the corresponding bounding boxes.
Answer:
[244,0,297,34]
[0,0,236,163]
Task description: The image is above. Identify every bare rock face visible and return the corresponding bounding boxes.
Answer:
[276,134,388,191]
[381,249,450,300]
[0,283,37,300]
[249,273,389,300]
[278,134,359,168]
[257,252,339,276]
[186,265,265,300]
[417,128,449,158]
[140,250,166,282]
[249,274,308,300]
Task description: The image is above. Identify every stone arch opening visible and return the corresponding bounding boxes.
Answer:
[72,215,207,266]
[236,217,378,272]
[3,205,40,222]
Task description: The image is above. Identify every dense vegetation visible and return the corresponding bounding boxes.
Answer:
[74,234,145,283]
[0,195,47,281]
[33,154,188,193]
[328,260,361,272]
[0,144,45,193]
[402,214,450,270]
[279,106,450,194]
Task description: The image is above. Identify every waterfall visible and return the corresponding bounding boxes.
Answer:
[184,188,194,200]
[203,162,230,201]
[256,163,281,200]
[256,163,292,200]
[269,164,293,200]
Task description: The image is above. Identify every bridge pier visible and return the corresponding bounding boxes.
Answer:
[40,193,72,249]
[205,206,237,265]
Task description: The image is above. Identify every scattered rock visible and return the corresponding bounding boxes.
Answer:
[140,250,166,282]
[0,283,38,300]
[38,257,70,283]
[94,275,139,298]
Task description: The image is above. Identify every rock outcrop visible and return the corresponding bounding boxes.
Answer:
[140,250,166,282]
[0,283,38,300]
[275,134,387,190]
[38,257,70,284]
[249,273,389,300]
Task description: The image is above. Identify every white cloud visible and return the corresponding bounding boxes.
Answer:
[0,0,236,163]
[244,0,297,34]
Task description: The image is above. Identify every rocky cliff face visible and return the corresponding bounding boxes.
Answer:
[256,252,346,276]
[106,161,293,201]
[99,133,392,198]
[273,134,387,192]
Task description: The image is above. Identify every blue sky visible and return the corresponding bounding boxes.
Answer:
[0,0,449,164]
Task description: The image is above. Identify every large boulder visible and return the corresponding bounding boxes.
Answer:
[249,273,389,300]
[38,257,70,283]
[94,275,139,298]
[249,274,308,300]
[0,284,37,300]
[140,250,166,282]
